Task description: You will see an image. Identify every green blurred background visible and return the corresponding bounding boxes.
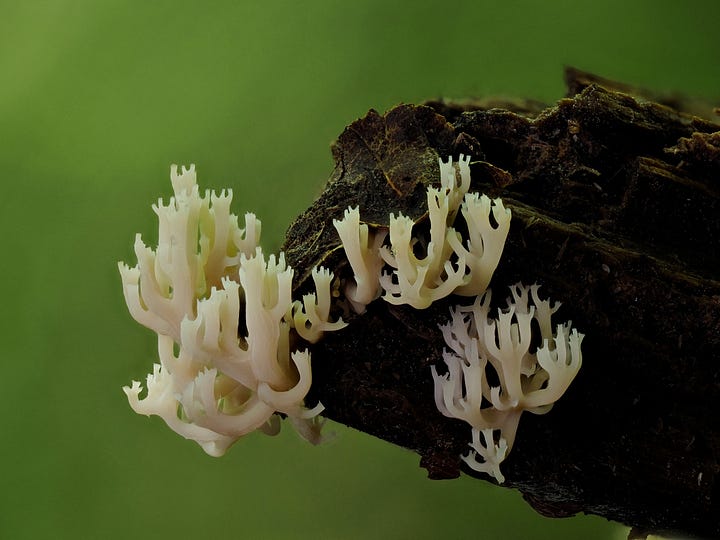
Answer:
[1,1,716,538]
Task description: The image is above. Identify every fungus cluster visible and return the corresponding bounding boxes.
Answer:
[433,285,583,482]
[119,157,583,480]
[333,156,583,482]
[119,165,345,455]
[333,155,511,311]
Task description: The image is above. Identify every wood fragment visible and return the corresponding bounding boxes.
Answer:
[282,68,720,538]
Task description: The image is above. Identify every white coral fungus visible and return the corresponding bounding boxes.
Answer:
[432,284,583,482]
[120,164,346,454]
[333,155,511,311]
[461,428,509,484]
[332,206,387,313]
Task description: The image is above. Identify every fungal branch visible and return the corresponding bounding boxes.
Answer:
[119,157,583,482]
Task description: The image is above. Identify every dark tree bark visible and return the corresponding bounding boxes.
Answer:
[281,69,720,539]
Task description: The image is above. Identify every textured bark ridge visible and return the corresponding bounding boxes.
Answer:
[281,69,720,539]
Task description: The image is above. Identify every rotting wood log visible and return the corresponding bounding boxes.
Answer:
[281,68,720,539]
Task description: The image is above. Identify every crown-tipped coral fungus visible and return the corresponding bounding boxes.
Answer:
[432,285,583,482]
[119,165,345,453]
[120,156,582,482]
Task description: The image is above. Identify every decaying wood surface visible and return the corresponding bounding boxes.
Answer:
[282,69,720,539]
